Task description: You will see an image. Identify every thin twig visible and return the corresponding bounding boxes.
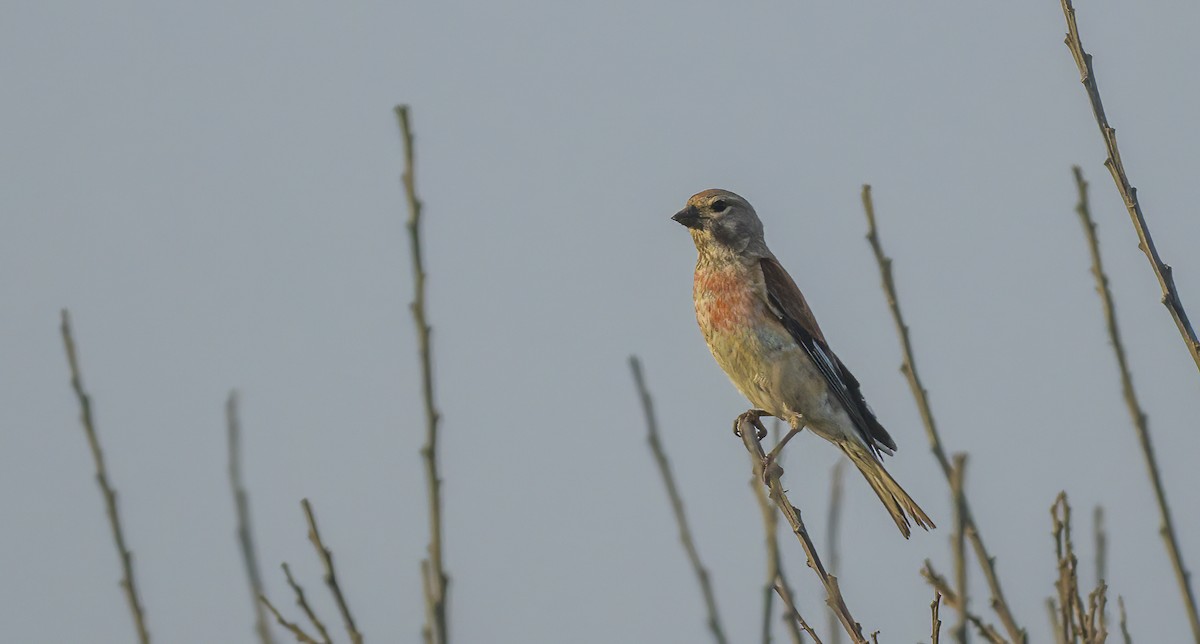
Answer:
[738,413,867,644]
[861,187,1025,644]
[749,466,797,644]
[951,454,968,644]
[932,592,943,644]
[1058,0,1200,374]
[827,460,845,644]
[281,563,331,644]
[1070,165,1199,642]
[1093,505,1107,632]
[923,561,1006,644]
[1047,598,1068,644]
[1117,597,1132,644]
[302,499,362,644]
[260,594,320,644]
[395,104,449,644]
[228,391,275,644]
[751,466,805,644]
[629,357,729,644]
[775,581,822,644]
[60,309,151,644]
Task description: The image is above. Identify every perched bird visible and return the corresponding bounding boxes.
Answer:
[673,188,933,538]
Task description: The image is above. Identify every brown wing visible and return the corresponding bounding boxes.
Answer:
[759,257,897,457]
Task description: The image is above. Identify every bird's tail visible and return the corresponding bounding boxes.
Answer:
[840,441,935,539]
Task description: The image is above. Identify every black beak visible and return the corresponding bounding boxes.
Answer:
[672,205,702,229]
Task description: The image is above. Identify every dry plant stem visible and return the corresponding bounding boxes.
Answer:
[1093,506,1107,632]
[60,309,151,644]
[738,413,867,644]
[260,595,320,644]
[1047,599,1068,644]
[1058,1,1200,374]
[395,104,450,644]
[628,357,729,644]
[227,392,275,644]
[1071,166,1200,642]
[827,461,846,644]
[282,563,332,644]
[301,499,363,644]
[932,593,943,644]
[775,582,822,644]
[923,561,1005,644]
[1051,493,1109,644]
[951,455,968,644]
[1117,597,1132,644]
[861,186,1025,644]
[750,472,804,644]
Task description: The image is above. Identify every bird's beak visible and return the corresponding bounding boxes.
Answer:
[672,205,702,229]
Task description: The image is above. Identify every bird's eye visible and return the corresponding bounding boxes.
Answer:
[711,199,728,213]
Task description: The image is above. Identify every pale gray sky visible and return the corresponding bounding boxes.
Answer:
[4,1,1200,642]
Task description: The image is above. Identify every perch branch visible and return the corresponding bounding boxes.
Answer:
[281,563,331,644]
[260,594,320,644]
[738,412,867,644]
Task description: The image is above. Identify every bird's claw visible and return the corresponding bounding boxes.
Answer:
[732,410,770,440]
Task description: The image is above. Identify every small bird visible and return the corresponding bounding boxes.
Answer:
[673,188,933,538]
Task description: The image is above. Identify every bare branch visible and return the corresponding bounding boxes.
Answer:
[923,561,1007,644]
[281,563,331,644]
[1058,0,1200,374]
[260,594,321,644]
[228,391,275,644]
[1069,165,1199,640]
[628,356,729,644]
[775,580,822,644]
[60,309,151,644]
[302,499,362,644]
[1117,597,1132,644]
[395,104,449,644]
[932,593,943,644]
[738,412,867,644]
[827,461,846,644]
[951,454,968,644]
[861,187,1025,643]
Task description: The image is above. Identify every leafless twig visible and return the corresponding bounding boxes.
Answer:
[827,460,845,644]
[951,454,968,644]
[395,104,449,644]
[923,561,1006,644]
[1051,493,1108,644]
[861,186,1025,644]
[60,309,151,644]
[1117,597,1132,644]
[260,594,321,644]
[628,356,728,644]
[228,391,275,644]
[1058,0,1200,375]
[281,563,331,644]
[1070,165,1198,641]
[738,412,867,644]
[302,499,362,644]
[932,593,943,644]
[775,581,822,644]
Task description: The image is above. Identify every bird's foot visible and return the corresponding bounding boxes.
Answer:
[760,452,785,485]
[732,410,770,440]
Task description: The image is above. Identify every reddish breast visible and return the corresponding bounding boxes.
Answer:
[694,268,755,333]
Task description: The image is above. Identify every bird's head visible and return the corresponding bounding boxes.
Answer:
[672,189,767,258]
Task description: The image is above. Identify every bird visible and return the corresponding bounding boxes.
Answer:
[672,188,933,538]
